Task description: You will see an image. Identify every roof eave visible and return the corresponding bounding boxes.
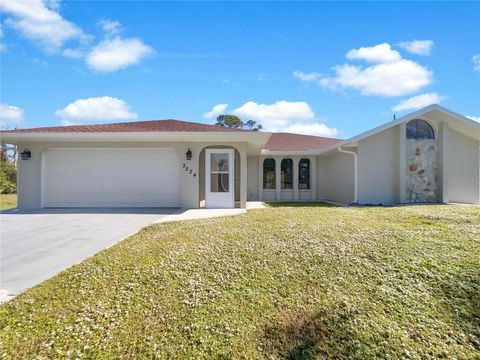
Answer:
[0,131,272,144]
[260,149,320,156]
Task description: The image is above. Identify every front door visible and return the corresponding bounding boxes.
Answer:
[205,149,234,208]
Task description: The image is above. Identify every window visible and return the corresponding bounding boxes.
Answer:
[263,158,275,189]
[210,153,229,192]
[281,159,293,189]
[406,119,434,139]
[298,159,310,189]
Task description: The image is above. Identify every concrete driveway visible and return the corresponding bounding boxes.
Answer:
[0,208,175,302]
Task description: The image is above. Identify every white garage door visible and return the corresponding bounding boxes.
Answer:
[44,148,180,208]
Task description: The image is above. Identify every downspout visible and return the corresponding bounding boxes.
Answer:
[337,144,358,204]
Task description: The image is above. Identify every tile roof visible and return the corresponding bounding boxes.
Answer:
[264,132,342,152]
[0,119,250,133]
[0,119,343,152]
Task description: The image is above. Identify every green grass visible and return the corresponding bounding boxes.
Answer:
[0,194,16,210]
[0,204,479,359]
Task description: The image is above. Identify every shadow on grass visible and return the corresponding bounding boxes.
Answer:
[262,306,361,359]
[266,202,339,208]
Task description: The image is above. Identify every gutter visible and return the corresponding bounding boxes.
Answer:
[337,144,358,204]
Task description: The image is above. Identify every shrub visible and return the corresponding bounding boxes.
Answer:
[0,162,17,194]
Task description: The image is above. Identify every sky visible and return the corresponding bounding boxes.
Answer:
[0,1,479,139]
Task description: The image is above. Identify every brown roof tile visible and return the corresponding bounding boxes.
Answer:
[0,119,249,133]
[264,133,342,152]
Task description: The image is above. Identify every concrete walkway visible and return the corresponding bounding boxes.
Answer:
[156,202,265,223]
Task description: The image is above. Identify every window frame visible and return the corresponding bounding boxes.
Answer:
[281,158,293,190]
[263,158,276,190]
[298,158,311,190]
[406,119,435,140]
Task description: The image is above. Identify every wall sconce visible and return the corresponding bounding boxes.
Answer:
[186,148,192,160]
[20,149,31,160]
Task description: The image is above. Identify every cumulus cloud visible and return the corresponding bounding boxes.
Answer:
[0,0,87,52]
[320,60,433,97]
[473,54,480,71]
[296,43,434,97]
[293,70,322,82]
[466,115,480,122]
[1,2,152,72]
[55,96,138,125]
[282,122,338,137]
[203,104,229,119]
[203,100,338,137]
[397,40,434,56]
[232,101,315,130]
[85,37,153,73]
[346,43,401,63]
[391,92,444,112]
[0,103,24,128]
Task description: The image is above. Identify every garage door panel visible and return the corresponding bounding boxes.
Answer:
[44,149,180,208]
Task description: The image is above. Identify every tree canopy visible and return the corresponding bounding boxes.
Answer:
[215,115,262,131]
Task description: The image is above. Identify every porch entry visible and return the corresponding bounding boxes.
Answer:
[205,149,234,208]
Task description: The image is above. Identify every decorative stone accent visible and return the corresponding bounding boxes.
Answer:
[406,139,439,203]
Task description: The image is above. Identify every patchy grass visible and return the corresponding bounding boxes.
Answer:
[0,194,16,210]
[0,204,479,359]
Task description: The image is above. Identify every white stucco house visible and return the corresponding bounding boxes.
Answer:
[1,104,479,209]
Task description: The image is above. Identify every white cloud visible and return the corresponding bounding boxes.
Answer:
[391,92,443,112]
[85,37,153,73]
[299,43,434,97]
[204,100,338,137]
[224,100,338,137]
[346,43,401,63]
[0,0,87,52]
[320,59,433,97]
[0,103,24,128]
[55,96,138,125]
[283,122,338,137]
[398,40,434,56]
[203,104,229,119]
[98,19,121,37]
[232,101,315,130]
[473,54,480,71]
[293,70,322,82]
[466,115,480,122]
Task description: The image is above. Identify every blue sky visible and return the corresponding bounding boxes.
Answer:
[1,1,479,138]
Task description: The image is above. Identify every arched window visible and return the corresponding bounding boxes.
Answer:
[281,159,293,189]
[263,158,275,189]
[406,119,434,139]
[298,159,310,189]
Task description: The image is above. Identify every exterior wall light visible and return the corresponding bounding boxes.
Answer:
[20,149,31,160]
[186,148,192,160]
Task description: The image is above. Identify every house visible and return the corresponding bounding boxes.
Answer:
[1,104,479,209]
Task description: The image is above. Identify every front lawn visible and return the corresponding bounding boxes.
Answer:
[0,204,479,358]
[0,194,16,210]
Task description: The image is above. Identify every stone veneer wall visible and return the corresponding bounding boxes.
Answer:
[406,139,439,203]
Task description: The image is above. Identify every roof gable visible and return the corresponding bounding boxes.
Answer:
[321,104,480,155]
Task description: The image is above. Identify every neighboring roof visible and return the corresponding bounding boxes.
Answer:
[263,132,342,152]
[0,119,250,133]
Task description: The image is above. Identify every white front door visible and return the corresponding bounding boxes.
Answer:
[205,149,234,208]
